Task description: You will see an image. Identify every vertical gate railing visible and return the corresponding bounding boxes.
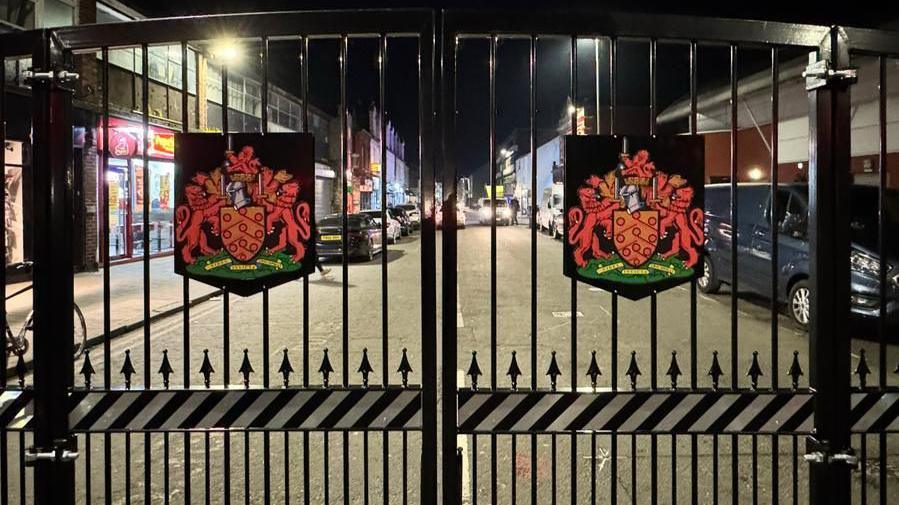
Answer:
[1,9,438,505]
[2,8,899,505]
[439,10,895,505]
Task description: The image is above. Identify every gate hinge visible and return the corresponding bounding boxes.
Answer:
[803,438,858,470]
[803,57,857,91]
[24,437,78,466]
[22,69,80,85]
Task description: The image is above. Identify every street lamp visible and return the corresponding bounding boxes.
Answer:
[211,39,242,65]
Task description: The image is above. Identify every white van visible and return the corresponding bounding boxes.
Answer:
[537,182,564,237]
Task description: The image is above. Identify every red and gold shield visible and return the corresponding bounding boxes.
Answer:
[220,206,266,262]
[613,209,659,267]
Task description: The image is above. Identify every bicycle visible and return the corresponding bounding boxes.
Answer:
[4,261,87,362]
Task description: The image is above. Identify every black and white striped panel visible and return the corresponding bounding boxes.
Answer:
[0,389,32,430]
[2,388,898,434]
[458,390,899,434]
[457,391,811,434]
[64,388,421,432]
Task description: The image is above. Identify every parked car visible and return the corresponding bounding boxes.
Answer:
[538,182,564,235]
[397,204,421,230]
[389,206,413,236]
[701,183,899,329]
[477,198,512,226]
[360,209,402,244]
[316,213,383,261]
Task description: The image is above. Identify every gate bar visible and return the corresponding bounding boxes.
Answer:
[807,27,854,505]
[30,29,76,505]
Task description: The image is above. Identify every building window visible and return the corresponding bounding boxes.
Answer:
[41,0,74,28]
[101,43,198,94]
[0,0,35,29]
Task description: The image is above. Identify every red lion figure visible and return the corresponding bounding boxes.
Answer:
[176,170,226,264]
[268,180,311,262]
[657,184,704,268]
[567,174,619,268]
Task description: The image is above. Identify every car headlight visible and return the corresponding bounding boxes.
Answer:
[850,250,884,277]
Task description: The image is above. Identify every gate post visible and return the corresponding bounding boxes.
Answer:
[28,31,77,505]
[805,26,856,505]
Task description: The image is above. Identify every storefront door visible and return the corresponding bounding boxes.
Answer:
[106,164,130,259]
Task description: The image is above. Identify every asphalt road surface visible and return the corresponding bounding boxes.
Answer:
[8,222,899,504]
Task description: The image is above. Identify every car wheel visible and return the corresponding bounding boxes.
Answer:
[788,280,810,329]
[697,256,721,294]
[367,240,375,262]
[550,224,558,239]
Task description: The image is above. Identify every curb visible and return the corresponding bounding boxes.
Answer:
[6,289,223,378]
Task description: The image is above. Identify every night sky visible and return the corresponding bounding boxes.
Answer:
[121,0,898,191]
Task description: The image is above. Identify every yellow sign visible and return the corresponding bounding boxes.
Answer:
[485,185,505,199]
[370,162,381,174]
[320,235,341,241]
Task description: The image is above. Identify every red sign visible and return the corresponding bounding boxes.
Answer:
[96,118,176,159]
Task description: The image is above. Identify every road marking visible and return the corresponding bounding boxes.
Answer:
[457,369,472,504]
[552,311,584,318]
[457,286,465,328]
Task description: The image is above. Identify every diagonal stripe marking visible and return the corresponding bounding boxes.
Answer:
[654,393,704,432]
[616,393,668,432]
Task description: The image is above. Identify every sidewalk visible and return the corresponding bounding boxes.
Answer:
[5,256,219,366]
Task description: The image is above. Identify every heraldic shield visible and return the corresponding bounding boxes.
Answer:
[613,209,660,268]
[563,135,705,300]
[221,207,266,262]
[174,133,315,296]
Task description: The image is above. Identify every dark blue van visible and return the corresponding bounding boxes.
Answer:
[701,183,899,329]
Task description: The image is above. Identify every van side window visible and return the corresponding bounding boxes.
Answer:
[737,187,769,227]
[785,192,807,234]
[766,189,790,226]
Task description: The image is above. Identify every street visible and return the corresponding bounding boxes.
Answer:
[7,220,899,504]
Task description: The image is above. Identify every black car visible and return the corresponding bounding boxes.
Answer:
[702,183,899,329]
[316,214,383,261]
[388,207,413,236]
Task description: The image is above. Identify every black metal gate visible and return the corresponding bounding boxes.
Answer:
[0,7,897,505]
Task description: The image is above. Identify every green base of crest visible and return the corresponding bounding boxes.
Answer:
[577,253,693,285]
[186,249,302,281]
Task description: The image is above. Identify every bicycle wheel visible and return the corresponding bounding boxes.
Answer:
[73,303,87,358]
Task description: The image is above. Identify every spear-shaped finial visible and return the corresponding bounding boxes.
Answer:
[747,351,763,390]
[79,348,95,388]
[319,348,335,388]
[586,351,602,390]
[278,348,294,387]
[239,349,254,388]
[506,351,523,390]
[158,349,174,389]
[358,348,374,388]
[15,353,26,388]
[708,351,724,390]
[467,351,482,390]
[666,351,682,389]
[397,348,413,388]
[120,349,136,390]
[546,351,562,391]
[855,349,871,389]
[625,351,641,390]
[787,351,803,391]
[199,349,214,388]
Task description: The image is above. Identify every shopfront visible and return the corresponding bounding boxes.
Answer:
[98,117,176,260]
